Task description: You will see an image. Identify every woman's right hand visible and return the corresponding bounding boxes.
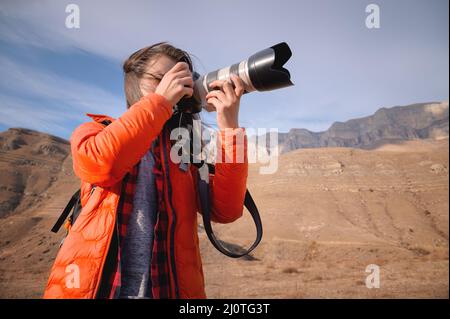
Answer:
[155,62,194,106]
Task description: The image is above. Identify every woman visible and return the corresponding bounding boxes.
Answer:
[43,42,248,299]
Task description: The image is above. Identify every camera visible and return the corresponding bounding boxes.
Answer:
[177,42,294,113]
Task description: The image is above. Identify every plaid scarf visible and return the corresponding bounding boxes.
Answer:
[101,133,172,299]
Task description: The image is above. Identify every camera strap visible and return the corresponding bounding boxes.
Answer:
[196,163,263,258]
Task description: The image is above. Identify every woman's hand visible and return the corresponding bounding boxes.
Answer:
[155,62,194,106]
[206,74,244,130]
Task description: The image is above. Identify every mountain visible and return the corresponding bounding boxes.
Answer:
[274,101,449,153]
[0,128,75,218]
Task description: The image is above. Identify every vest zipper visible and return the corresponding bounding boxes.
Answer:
[89,185,96,196]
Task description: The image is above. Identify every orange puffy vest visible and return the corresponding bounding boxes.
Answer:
[43,93,248,298]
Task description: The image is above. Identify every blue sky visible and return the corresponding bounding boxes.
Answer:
[0,0,448,139]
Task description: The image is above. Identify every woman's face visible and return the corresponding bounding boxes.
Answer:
[139,54,177,96]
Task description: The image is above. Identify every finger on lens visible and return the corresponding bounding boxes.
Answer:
[206,90,226,101]
[173,69,191,79]
[222,80,235,98]
[230,74,244,96]
[208,80,225,89]
[172,61,189,72]
[180,76,194,88]
[206,97,222,109]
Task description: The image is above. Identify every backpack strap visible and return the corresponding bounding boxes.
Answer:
[196,163,263,258]
[51,119,110,234]
[51,189,81,233]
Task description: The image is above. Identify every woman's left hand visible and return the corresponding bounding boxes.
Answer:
[206,74,245,130]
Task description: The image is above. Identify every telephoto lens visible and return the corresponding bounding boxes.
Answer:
[177,42,294,113]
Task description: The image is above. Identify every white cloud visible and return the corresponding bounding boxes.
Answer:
[0,55,123,137]
[0,93,78,136]
[0,0,195,63]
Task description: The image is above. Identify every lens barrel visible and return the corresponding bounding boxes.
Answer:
[177,42,294,113]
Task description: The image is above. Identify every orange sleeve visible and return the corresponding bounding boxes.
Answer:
[70,93,172,187]
[209,128,248,224]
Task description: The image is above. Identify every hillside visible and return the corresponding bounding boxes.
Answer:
[0,107,448,298]
[275,101,449,153]
[0,128,74,218]
[202,138,449,298]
